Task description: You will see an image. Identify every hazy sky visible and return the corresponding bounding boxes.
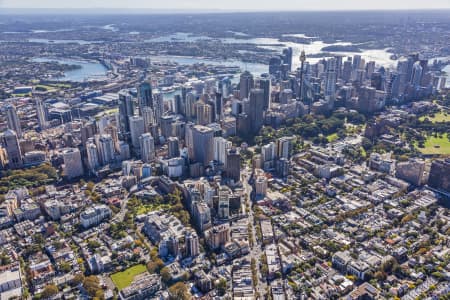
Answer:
[1,0,450,10]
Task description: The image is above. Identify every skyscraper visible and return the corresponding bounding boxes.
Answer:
[325,57,337,101]
[239,71,254,100]
[86,140,100,171]
[152,90,164,125]
[62,148,84,179]
[190,125,214,166]
[97,134,115,165]
[225,148,241,182]
[258,78,271,110]
[1,129,23,169]
[137,81,153,114]
[196,101,213,126]
[248,88,264,134]
[218,186,230,219]
[118,90,135,134]
[167,137,180,158]
[35,99,48,130]
[282,47,293,71]
[129,116,145,150]
[139,133,155,163]
[213,137,232,165]
[5,105,22,137]
[185,231,199,257]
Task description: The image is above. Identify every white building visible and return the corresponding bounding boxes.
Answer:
[80,205,111,228]
[139,133,155,163]
[62,148,84,179]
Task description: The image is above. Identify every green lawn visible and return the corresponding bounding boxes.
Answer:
[326,133,339,142]
[416,133,450,155]
[419,111,450,123]
[110,264,147,290]
[136,204,170,215]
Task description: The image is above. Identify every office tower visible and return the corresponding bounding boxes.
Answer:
[371,72,383,90]
[204,78,217,94]
[35,99,48,130]
[173,94,182,114]
[269,56,282,77]
[139,133,155,163]
[190,125,214,166]
[185,231,200,257]
[119,141,130,161]
[167,137,180,158]
[141,106,155,133]
[185,92,196,121]
[358,86,377,114]
[282,47,293,71]
[5,105,22,137]
[193,201,212,232]
[129,116,145,150]
[81,121,97,146]
[86,140,99,171]
[352,55,362,70]
[366,61,376,79]
[1,129,23,169]
[225,148,240,182]
[104,125,120,152]
[160,115,175,138]
[262,142,276,163]
[406,53,420,83]
[213,137,232,165]
[259,78,271,110]
[325,57,337,101]
[218,186,230,219]
[248,88,264,134]
[214,92,223,121]
[239,71,254,100]
[411,62,423,87]
[97,134,115,165]
[137,81,153,114]
[342,59,352,82]
[428,159,450,192]
[152,90,164,125]
[118,90,135,134]
[196,101,213,126]
[62,148,84,179]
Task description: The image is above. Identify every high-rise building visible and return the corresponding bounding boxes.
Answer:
[225,148,241,182]
[411,62,423,87]
[239,71,254,100]
[277,137,293,159]
[97,134,115,165]
[129,116,145,150]
[139,133,155,163]
[185,92,196,121]
[342,59,353,82]
[1,129,23,169]
[5,105,22,137]
[325,57,337,101]
[428,159,450,192]
[196,102,213,126]
[62,148,84,179]
[167,137,180,158]
[185,231,200,257]
[137,81,153,113]
[81,121,97,146]
[190,125,214,166]
[35,99,48,130]
[213,137,232,165]
[160,115,175,138]
[248,88,264,134]
[152,90,164,125]
[205,224,230,250]
[86,140,100,171]
[218,186,230,219]
[118,90,135,134]
[282,47,293,71]
[141,106,156,133]
[259,78,271,110]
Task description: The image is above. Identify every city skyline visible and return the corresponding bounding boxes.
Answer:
[2,0,450,11]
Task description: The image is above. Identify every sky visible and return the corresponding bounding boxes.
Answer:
[1,0,450,11]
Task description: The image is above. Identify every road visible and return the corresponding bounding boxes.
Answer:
[242,167,267,298]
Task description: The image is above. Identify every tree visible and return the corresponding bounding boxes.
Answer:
[168,282,190,300]
[217,278,227,296]
[160,267,172,283]
[83,276,102,298]
[41,284,58,299]
[72,273,85,286]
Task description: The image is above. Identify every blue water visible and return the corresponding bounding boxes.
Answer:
[32,57,108,82]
